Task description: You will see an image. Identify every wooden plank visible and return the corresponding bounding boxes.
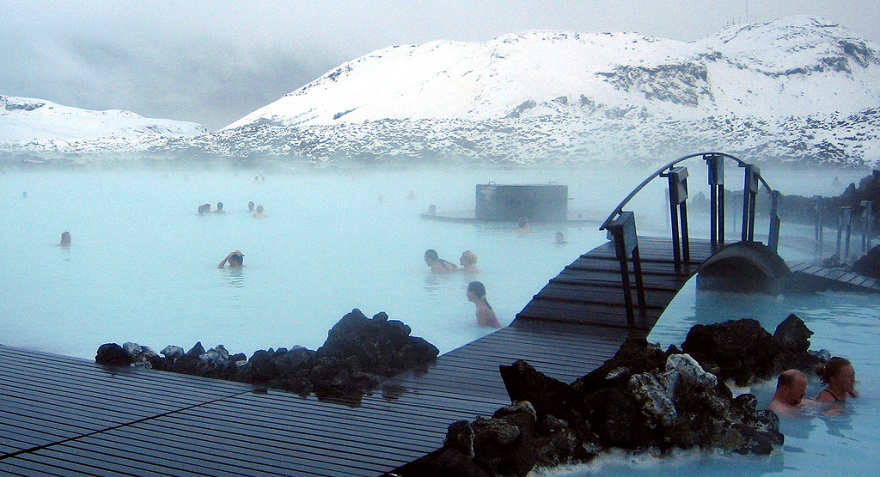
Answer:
[517,299,660,329]
[531,283,678,308]
[0,456,82,477]
[85,425,364,477]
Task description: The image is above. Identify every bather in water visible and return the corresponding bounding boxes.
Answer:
[467,281,501,329]
[218,250,244,269]
[424,249,458,274]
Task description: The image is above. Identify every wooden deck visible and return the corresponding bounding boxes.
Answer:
[789,261,880,292]
[1,237,713,476]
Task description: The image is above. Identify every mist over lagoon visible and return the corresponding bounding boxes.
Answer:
[0,161,645,359]
[0,160,868,359]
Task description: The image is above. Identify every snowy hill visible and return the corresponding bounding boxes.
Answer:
[4,16,880,167]
[226,16,879,130]
[0,95,206,153]
[207,16,880,167]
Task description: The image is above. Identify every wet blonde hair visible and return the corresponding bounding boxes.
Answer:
[461,250,478,265]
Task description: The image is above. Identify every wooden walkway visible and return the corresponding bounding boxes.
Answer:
[1,237,714,476]
[789,262,880,292]
[518,237,715,331]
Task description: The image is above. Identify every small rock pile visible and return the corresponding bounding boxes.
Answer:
[398,314,822,477]
[95,309,439,402]
[681,314,820,386]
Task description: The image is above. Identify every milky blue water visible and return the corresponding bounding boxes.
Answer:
[0,164,651,359]
[0,163,875,476]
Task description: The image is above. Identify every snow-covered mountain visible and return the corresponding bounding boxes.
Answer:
[0,95,206,154]
[209,15,880,167]
[226,16,878,128]
[4,16,880,167]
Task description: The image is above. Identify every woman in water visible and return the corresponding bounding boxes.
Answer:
[816,356,859,403]
[58,231,71,247]
[459,250,479,273]
[467,281,501,329]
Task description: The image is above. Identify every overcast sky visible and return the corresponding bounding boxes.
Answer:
[2,1,877,130]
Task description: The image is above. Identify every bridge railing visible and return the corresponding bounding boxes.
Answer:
[599,152,780,325]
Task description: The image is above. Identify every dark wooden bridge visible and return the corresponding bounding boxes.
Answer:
[2,153,875,476]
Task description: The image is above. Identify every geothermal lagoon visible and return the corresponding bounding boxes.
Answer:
[1,161,877,476]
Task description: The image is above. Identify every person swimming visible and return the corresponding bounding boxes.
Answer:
[515,217,532,234]
[555,231,567,244]
[215,202,225,213]
[253,205,266,218]
[218,250,244,269]
[459,250,479,273]
[248,201,255,213]
[58,231,71,247]
[816,357,859,403]
[424,249,458,273]
[467,281,501,329]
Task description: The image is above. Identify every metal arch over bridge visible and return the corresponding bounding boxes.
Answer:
[600,151,781,253]
[597,152,785,325]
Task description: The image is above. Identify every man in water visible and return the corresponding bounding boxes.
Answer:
[769,369,811,415]
[218,250,244,269]
[424,249,458,273]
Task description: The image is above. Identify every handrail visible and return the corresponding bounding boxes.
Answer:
[599,152,774,230]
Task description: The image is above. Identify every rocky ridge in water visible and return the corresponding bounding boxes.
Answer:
[95,309,439,404]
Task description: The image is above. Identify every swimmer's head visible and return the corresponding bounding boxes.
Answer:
[229,251,244,266]
[467,281,487,299]
[424,249,439,263]
[518,217,528,228]
[248,201,255,211]
[60,232,71,246]
[460,250,477,266]
[256,205,264,213]
[216,202,223,210]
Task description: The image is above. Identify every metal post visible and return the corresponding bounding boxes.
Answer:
[662,166,689,272]
[741,164,760,242]
[814,201,824,256]
[861,201,873,253]
[837,206,852,260]
[704,154,725,249]
[768,190,780,252]
[607,211,644,326]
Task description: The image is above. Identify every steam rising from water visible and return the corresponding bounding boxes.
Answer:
[0,162,867,360]
[0,163,647,359]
